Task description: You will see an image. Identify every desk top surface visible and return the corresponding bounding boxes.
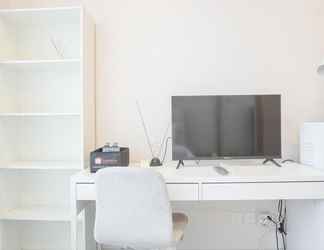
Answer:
[72,162,324,184]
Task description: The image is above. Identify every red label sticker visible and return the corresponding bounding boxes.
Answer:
[95,157,102,164]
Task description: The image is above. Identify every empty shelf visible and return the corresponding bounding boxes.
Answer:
[0,113,80,117]
[0,205,71,222]
[0,161,81,170]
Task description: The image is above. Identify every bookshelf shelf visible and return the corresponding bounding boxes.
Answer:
[0,112,81,117]
[0,113,80,117]
[0,59,80,64]
[0,161,80,170]
[1,205,71,222]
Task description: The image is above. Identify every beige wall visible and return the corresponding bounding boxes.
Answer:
[4,0,324,163]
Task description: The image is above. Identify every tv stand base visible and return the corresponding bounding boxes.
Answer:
[176,160,184,169]
[263,158,282,168]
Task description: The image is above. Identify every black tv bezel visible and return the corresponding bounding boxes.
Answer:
[171,94,282,161]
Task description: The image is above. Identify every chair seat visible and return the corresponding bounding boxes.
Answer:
[172,212,189,242]
[98,212,189,249]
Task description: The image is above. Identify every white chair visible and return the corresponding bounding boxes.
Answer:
[94,167,188,250]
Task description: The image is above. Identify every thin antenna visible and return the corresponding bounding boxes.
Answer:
[50,35,64,59]
[158,123,170,158]
[136,100,155,158]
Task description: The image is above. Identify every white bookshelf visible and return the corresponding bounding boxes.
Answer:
[0,6,95,250]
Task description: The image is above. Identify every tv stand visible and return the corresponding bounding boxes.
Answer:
[176,160,184,169]
[263,158,282,168]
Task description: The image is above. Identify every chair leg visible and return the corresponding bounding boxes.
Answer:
[164,247,176,250]
[96,242,102,250]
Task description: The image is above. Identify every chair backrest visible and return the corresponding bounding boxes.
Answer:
[94,167,173,249]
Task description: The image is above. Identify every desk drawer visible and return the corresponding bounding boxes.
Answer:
[76,184,96,200]
[76,183,199,201]
[167,183,199,201]
[202,182,324,200]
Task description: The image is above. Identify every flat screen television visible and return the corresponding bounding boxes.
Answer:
[172,95,281,160]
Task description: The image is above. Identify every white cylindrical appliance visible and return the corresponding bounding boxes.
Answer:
[317,62,324,75]
[300,122,324,170]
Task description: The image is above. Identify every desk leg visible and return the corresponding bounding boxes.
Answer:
[70,182,95,250]
[71,182,78,250]
[287,200,324,250]
[85,202,96,250]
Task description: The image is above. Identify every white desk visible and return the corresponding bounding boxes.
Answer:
[70,163,324,250]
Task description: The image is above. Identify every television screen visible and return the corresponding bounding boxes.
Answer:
[172,95,281,160]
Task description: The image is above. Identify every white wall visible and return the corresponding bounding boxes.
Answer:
[2,1,324,250]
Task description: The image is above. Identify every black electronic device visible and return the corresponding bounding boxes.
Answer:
[90,145,129,173]
[172,95,281,165]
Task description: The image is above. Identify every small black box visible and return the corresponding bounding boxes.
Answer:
[90,147,129,173]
